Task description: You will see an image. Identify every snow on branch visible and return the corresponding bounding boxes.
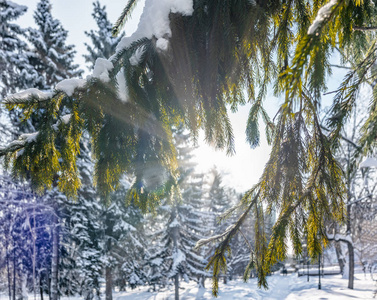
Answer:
[4,88,52,105]
[113,0,194,57]
[0,112,72,157]
[52,114,72,131]
[3,0,195,111]
[195,224,236,249]
[91,58,114,82]
[55,79,86,96]
[0,132,39,157]
[326,232,353,245]
[307,0,338,35]
[170,249,186,277]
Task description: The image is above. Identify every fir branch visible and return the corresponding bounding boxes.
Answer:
[112,0,139,37]
[0,139,27,157]
[353,26,377,31]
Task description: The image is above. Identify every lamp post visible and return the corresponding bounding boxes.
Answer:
[302,243,309,281]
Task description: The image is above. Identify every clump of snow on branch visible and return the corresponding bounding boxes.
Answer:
[55,79,86,96]
[0,131,39,155]
[359,157,377,168]
[327,233,353,245]
[19,132,39,143]
[2,0,27,12]
[196,224,235,249]
[60,114,71,125]
[307,0,338,35]
[52,114,72,131]
[114,0,194,55]
[91,58,114,82]
[156,38,169,51]
[4,88,52,104]
[150,257,163,266]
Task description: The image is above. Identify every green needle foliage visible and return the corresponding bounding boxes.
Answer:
[2,0,377,295]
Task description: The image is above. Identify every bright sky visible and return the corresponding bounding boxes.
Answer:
[14,0,346,193]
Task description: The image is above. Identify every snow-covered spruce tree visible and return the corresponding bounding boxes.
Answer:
[204,168,233,284]
[84,1,125,70]
[27,0,82,89]
[101,184,147,300]
[144,127,211,299]
[68,197,103,300]
[144,202,189,300]
[4,0,377,295]
[64,139,103,300]
[173,128,211,288]
[0,0,40,98]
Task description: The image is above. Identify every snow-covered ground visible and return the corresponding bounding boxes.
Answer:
[111,271,376,300]
[1,271,375,300]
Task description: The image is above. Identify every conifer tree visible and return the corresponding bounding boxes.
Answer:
[144,127,211,299]
[84,1,125,69]
[0,0,39,98]
[27,0,82,89]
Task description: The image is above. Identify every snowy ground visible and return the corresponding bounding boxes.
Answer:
[1,271,375,300]
[112,271,376,300]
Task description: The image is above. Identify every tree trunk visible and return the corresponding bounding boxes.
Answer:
[32,208,37,300]
[6,239,11,300]
[347,241,354,289]
[51,214,59,300]
[174,274,179,300]
[105,266,113,300]
[13,239,16,300]
[199,276,205,288]
[334,241,345,274]
[40,277,44,300]
[346,201,354,289]
[172,208,180,300]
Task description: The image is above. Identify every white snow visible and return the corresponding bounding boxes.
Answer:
[60,114,72,125]
[91,58,114,82]
[156,38,169,51]
[19,132,39,143]
[55,79,86,96]
[68,270,375,299]
[51,114,72,131]
[359,157,377,168]
[4,88,52,104]
[150,257,163,266]
[114,0,194,56]
[307,0,338,35]
[327,233,353,244]
[2,0,27,13]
